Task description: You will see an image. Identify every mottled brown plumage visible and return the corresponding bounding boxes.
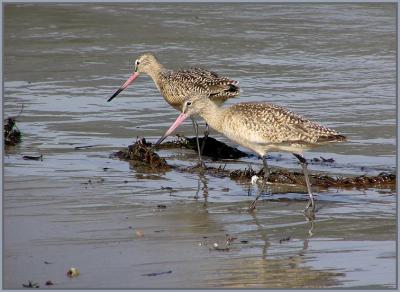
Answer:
[157,95,347,212]
[108,53,240,167]
[181,98,345,156]
[132,53,240,110]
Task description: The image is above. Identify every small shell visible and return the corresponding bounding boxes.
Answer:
[67,267,80,278]
[135,229,144,238]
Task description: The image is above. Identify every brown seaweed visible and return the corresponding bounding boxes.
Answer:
[112,138,171,171]
[112,139,396,190]
[180,164,396,190]
[4,117,22,146]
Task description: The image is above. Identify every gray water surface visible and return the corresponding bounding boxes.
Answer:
[4,3,397,289]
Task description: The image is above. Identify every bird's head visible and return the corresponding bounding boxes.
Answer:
[155,93,210,146]
[181,91,212,114]
[107,53,159,102]
[133,53,158,74]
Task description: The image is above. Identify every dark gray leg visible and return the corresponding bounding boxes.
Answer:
[293,153,315,212]
[262,156,270,183]
[194,171,208,202]
[191,118,205,168]
[249,156,269,211]
[200,123,209,156]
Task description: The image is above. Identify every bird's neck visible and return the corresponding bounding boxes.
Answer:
[146,61,166,84]
[198,100,225,133]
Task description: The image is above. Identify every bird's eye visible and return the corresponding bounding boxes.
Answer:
[186,101,192,106]
[135,60,140,66]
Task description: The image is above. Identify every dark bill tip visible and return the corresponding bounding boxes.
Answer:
[107,87,124,102]
[154,135,167,147]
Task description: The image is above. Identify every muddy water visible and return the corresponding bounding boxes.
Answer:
[3,3,396,289]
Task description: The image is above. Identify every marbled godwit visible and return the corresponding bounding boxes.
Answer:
[107,53,240,166]
[156,96,346,212]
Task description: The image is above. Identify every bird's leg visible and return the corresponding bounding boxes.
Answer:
[191,118,205,169]
[200,123,209,156]
[293,153,315,212]
[194,177,201,200]
[261,156,270,191]
[249,156,269,211]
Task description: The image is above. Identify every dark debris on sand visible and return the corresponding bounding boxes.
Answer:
[185,136,247,160]
[231,167,396,189]
[112,138,171,171]
[179,164,396,190]
[158,135,247,160]
[4,117,22,146]
[22,281,39,288]
[230,166,257,180]
[199,153,395,189]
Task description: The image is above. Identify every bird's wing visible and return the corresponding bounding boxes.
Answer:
[160,70,210,105]
[171,67,240,97]
[228,103,339,145]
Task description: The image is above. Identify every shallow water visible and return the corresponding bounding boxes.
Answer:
[3,3,397,289]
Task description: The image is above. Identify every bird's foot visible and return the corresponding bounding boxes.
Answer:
[248,200,258,212]
[194,160,207,171]
[303,198,315,211]
[304,208,316,221]
[303,200,316,220]
[248,194,264,212]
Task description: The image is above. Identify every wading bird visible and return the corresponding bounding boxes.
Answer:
[156,96,346,212]
[107,53,240,167]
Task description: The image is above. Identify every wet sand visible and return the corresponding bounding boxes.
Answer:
[4,143,396,288]
[4,172,396,288]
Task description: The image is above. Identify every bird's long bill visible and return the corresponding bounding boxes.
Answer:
[155,113,188,146]
[107,72,139,102]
